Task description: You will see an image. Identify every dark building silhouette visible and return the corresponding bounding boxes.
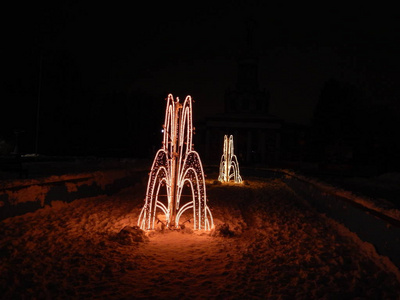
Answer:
[199,21,283,166]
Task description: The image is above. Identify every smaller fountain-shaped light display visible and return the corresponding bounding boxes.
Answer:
[218,135,243,183]
[138,94,213,231]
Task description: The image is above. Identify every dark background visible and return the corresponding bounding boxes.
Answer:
[2,1,399,170]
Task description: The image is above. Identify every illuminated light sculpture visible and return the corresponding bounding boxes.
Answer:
[218,135,243,183]
[138,94,214,231]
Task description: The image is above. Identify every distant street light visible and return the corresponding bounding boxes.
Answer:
[35,54,43,156]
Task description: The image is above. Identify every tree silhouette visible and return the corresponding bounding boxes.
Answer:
[310,79,362,165]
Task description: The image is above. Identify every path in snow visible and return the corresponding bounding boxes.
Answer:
[0,176,399,299]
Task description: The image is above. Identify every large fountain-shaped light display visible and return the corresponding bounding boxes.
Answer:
[138,94,214,231]
[218,135,243,183]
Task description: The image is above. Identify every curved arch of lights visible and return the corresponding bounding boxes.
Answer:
[218,135,243,183]
[138,94,214,231]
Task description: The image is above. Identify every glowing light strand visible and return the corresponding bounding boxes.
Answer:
[218,135,243,183]
[138,94,214,230]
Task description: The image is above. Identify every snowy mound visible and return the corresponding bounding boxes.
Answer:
[278,169,400,223]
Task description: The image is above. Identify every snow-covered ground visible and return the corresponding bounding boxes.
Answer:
[328,172,400,209]
[1,174,399,299]
[272,169,400,223]
[298,170,400,210]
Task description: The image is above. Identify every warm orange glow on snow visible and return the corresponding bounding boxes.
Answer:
[218,135,242,183]
[138,94,213,231]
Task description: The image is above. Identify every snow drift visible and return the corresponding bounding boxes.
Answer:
[0,168,147,220]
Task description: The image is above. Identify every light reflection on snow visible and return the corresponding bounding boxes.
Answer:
[1,178,400,298]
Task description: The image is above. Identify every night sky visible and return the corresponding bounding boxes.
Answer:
[2,1,399,156]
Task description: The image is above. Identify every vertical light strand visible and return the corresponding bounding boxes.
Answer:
[138,94,213,231]
[218,135,243,183]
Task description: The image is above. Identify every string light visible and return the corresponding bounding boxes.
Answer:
[138,94,214,231]
[218,135,243,183]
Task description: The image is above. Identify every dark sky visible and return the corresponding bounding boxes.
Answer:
[3,2,400,141]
